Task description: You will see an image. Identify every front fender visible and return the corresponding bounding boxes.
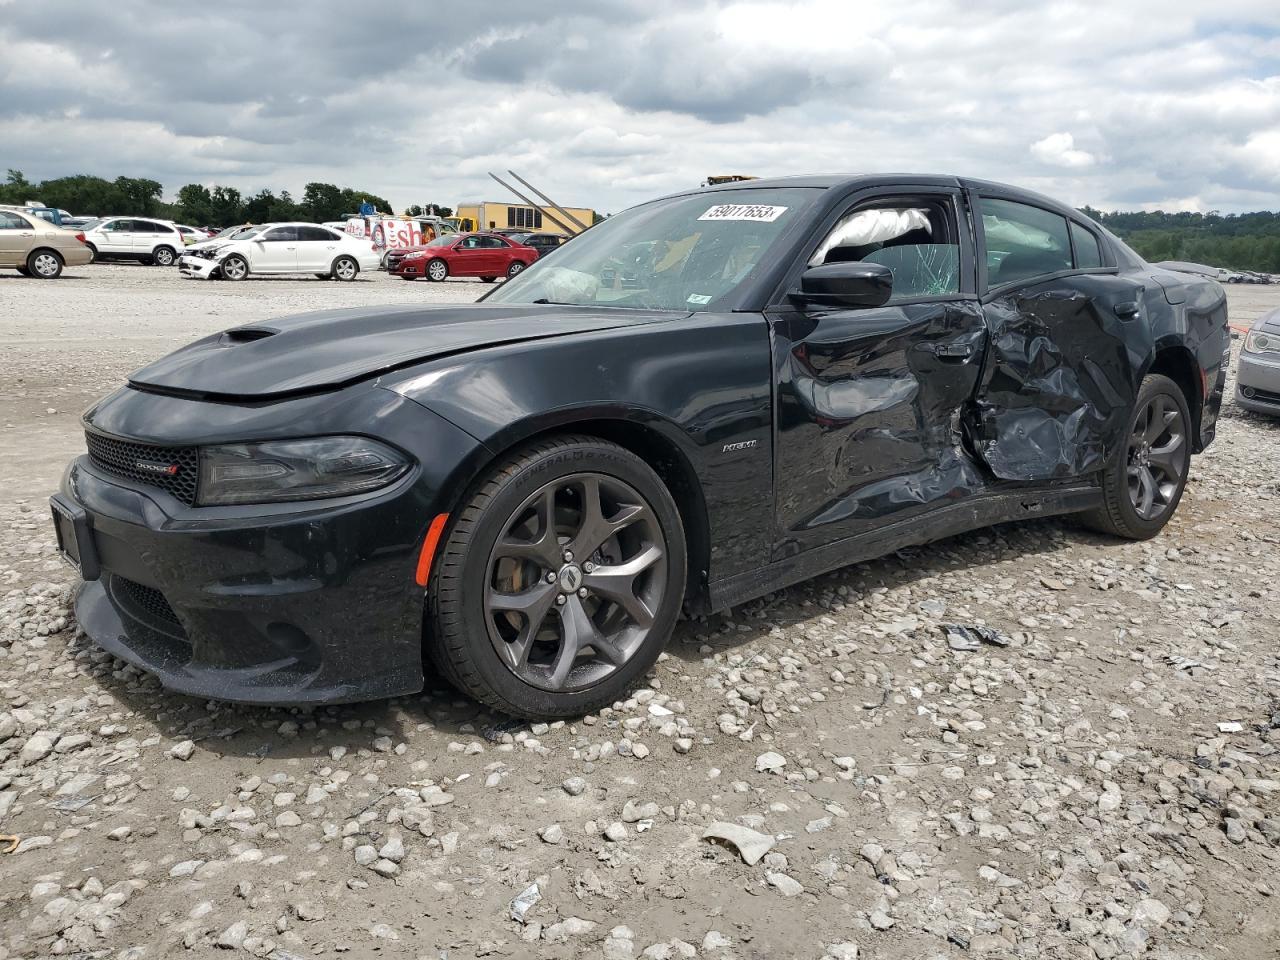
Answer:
[380,314,775,584]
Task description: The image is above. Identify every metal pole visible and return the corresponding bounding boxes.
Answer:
[488,173,578,236]
[507,170,590,234]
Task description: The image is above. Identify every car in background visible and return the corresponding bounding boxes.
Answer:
[81,217,185,266]
[0,208,92,278]
[173,225,210,246]
[1237,310,1280,416]
[507,231,567,258]
[1,204,73,227]
[390,232,536,282]
[178,222,380,281]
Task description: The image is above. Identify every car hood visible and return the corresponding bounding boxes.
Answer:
[127,303,682,400]
[1258,308,1280,333]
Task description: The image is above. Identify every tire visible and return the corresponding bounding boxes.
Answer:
[15,265,30,277]
[506,260,527,279]
[152,245,176,266]
[27,249,63,279]
[1081,374,1192,540]
[429,435,687,719]
[331,256,358,281]
[85,243,98,263]
[400,276,418,281]
[314,273,331,279]
[426,258,448,282]
[480,276,496,283]
[220,254,249,281]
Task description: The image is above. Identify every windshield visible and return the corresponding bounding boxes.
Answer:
[212,225,248,239]
[80,219,103,231]
[486,188,818,311]
[426,234,455,247]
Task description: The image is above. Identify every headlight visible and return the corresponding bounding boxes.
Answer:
[1245,329,1280,355]
[404,251,427,260]
[197,437,411,505]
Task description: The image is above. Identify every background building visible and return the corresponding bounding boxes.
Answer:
[455,201,595,236]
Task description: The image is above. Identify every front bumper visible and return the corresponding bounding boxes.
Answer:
[1236,350,1280,415]
[56,383,488,705]
[178,255,219,279]
[391,258,425,278]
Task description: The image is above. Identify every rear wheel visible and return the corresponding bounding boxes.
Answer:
[429,436,686,719]
[506,260,526,279]
[426,258,448,282]
[1081,374,1191,540]
[28,249,63,279]
[85,243,98,263]
[152,245,176,266]
[480,276,496,283]
[220,254,249,281]
[332,256,358,281]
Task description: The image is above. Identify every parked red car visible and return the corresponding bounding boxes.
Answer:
[390,232,537,282]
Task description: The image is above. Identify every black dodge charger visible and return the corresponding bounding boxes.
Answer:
[51,175,1230,718]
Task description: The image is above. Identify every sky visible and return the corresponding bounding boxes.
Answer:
[2,0,1278,216]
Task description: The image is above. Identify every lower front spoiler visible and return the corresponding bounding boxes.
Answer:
[76,576,423,707]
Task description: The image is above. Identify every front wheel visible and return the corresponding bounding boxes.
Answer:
[1081,374,1192,540]
[429,436,687,719]
[426,258,448,282]
[220,254,249,281]
[480,276,496,283]
[332,256,358,281]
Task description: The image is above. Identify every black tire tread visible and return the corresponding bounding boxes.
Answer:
[428,434,677,718]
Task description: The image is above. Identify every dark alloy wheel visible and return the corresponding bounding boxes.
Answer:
[1082,373,1191,539]
[484,472,668,692]
[430,436,686,718]
[1126,392,1186,521]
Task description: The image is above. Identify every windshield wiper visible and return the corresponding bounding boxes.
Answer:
[531,298,577,305]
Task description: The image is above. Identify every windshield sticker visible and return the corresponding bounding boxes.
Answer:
[687,294,713,304]
[698,204,788,223]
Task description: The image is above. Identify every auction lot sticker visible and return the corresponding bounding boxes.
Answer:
[698,204,788,222]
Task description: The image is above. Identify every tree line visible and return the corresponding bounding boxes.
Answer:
[4,169,1278,271]
[1080,207,1280,273]
[0,170,395,227]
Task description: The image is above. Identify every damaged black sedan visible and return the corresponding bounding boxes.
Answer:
[51,175,1230,718]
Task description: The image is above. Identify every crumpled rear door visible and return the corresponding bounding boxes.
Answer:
[974,274,1152,480]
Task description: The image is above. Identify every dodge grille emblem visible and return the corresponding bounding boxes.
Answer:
[135,460,180,477]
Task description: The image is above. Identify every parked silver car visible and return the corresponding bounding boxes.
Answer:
[1237,309,1280,415]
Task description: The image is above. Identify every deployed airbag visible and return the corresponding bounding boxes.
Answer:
[810,209,931,266]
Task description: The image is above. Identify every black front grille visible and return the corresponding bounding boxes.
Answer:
[113,576,183,628]
[85,432,199,505]
[386,252,406,270]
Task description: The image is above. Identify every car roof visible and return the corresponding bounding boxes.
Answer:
[674,173,1088,222]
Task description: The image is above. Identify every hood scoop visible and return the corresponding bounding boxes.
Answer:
[221,327,278,344]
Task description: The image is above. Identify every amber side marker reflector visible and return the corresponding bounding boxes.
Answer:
[415,514,449,587]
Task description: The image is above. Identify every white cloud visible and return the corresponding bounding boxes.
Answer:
[1030,133,1097,169]
[0,0,1278,214]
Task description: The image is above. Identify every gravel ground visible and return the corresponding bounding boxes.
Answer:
[0,264,1278,960]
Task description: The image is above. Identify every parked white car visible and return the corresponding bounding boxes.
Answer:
[173,224,213,246]
[178,222,379,281]
[81,217,185,266]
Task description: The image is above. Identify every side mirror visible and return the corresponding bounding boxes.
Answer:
[792,262,893,309]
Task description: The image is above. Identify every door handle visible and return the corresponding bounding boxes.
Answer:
[929,342,974,360]
[1114,301,1140,320]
